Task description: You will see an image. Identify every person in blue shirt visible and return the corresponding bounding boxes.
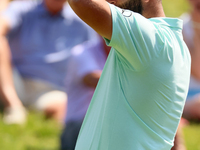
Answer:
[0,0,97,124]
[61,37,110,150]
[67,0,191,149]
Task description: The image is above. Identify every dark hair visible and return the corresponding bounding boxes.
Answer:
[119,0,143,14]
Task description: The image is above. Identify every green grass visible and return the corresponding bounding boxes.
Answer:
[0,112,200,150]
[162,0,190,17]
[0,112,62,150]
[183,123,200,150]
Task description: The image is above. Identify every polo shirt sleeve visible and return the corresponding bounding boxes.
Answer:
[104,4,164,70]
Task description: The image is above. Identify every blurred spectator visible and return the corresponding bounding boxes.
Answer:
[60,38,110,150]
[181,0,200,121]
[0,0,98,124]
[171,1,200,149]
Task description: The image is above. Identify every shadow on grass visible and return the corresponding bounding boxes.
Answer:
[0,100,4,113]
[189,119,200,124]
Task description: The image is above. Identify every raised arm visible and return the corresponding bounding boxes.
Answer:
[68,0,112,40]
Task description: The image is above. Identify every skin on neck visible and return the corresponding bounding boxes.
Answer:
[141,0,165,18]
[109,0,165,18]
[44,0,66,15]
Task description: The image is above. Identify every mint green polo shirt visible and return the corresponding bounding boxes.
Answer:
[75,4,191,150]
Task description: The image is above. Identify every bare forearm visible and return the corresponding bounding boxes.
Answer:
[0,36,22,107]
[190,32,200,80]
[83,70,102,88]
[68,0,112,39]
[190,51,200,80]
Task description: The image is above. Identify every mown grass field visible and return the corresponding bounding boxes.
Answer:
[0,112,61,150]
[0,112,200,150]
[184,123,200,150]
[1,0,200,150]
[163,0,190,17]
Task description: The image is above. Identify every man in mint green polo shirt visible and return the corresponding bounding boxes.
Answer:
[68,0,191,149]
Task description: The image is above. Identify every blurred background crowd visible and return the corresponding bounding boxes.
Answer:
[0,0,200,150]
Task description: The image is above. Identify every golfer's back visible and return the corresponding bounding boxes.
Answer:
[75,4,191,150]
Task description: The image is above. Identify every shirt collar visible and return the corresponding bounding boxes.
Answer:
[149,17,183,30]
